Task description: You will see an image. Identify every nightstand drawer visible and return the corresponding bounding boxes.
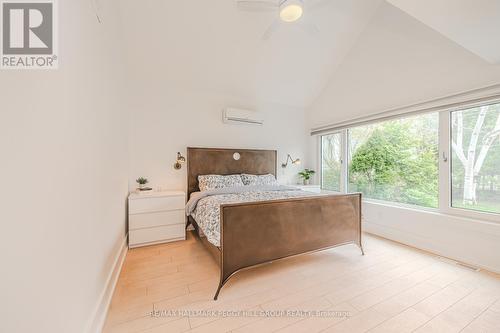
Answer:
[129,195,185,214]
[129,210,185,230]
[129,224,185,247]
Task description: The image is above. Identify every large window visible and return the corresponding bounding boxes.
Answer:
[451,103,500,214]
[348,113,439,208]
[321,133,342,191]
[319,101,500,218]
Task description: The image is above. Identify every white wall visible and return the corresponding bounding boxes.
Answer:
[308,3,500,273]
[118,0,350,190]
[309,2,500,128]
[363,202,500,273]
[0,1,128,333]
[128,87,311,191]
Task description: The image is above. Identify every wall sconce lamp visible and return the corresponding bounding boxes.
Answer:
[281,154,301,168]
[173,152,186,170]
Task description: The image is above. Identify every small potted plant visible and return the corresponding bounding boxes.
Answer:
[298,169,315,185]
[136,177,149,190]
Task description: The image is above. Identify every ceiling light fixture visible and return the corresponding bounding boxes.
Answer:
[279,0,303,23]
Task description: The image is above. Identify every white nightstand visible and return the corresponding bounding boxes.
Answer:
[289,185,322,193]
[128,190,186,248]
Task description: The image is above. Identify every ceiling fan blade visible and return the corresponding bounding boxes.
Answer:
[262,20,281,40]
[237,0,279,12]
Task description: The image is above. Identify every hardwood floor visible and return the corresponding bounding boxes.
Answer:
[103,232,500,333]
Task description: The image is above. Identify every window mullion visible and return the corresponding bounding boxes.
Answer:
[341,129,348,194]
[439,111,451,213]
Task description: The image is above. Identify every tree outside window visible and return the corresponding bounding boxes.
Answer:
[451,103,500,214]
[348,113,439,208]
[321,133,342,191]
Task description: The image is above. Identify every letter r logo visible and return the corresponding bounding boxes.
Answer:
[2,2,53,54]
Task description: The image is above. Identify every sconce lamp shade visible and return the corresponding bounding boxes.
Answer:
[177,152,186,163]
[174,152,186,170]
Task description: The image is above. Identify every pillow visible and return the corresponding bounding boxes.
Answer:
[198,174,244,192]
[241,174,279,186]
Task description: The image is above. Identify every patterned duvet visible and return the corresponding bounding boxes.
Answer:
[187,186,323,247]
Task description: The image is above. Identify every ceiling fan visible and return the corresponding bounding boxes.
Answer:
[236,0,324,40]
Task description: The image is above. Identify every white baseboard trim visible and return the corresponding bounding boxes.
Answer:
[85,234,128,333]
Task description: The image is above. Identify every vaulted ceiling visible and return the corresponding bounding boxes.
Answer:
[119,0,500,110]
[386,0,500,64]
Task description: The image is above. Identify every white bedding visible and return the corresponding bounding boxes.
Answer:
[186,185,325,247]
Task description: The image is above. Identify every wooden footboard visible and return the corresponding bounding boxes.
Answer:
[214,193,363,299]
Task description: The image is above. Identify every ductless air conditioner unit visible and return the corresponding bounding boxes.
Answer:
[222,108,264,126]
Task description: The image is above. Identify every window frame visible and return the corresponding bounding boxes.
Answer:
[442,105,500,223]
[317,101,500,223]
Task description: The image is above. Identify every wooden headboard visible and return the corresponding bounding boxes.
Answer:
[187,147,277,198]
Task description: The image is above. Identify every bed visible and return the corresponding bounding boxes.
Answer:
[186,147,364,300]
